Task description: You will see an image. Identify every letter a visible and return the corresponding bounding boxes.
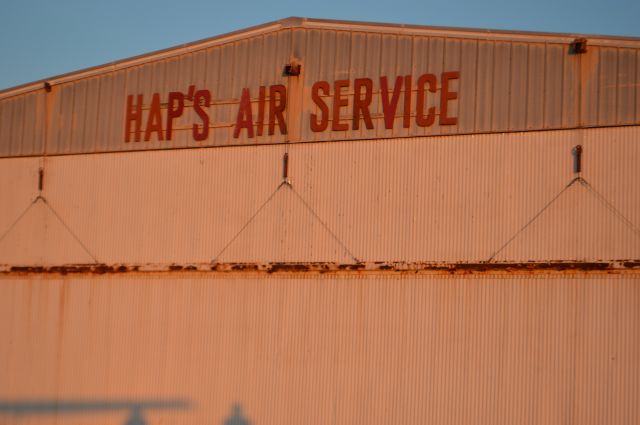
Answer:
[234,88,254,138]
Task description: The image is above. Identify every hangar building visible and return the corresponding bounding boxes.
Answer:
[0,17,639,425]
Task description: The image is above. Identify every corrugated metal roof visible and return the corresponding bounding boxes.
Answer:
[2,17,640,100]
[1,18,640,157]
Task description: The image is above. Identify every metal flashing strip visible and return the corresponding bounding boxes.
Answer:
[1,123,640,161]
[301,18,640,46]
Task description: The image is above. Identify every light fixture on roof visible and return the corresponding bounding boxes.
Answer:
[283,62,301,77]
[570,38,587,54]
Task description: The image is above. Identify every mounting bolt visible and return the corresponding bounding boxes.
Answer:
[572,145,583,174]
[569,38,587,55]
[282,152,289,180]
[38,168,44,191]
[283,63,301,77]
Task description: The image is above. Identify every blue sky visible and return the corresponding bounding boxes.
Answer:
[1,0,638,90]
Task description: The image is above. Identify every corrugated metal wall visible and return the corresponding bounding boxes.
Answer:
[1,126,638,265]
[1,22,639,156]
[0,275,638,425]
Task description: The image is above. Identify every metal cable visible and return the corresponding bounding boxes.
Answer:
[0,195,99,264]
[0,197,39,245]
[578,178,640,238]
[287,184,360,263]
[39,196,99,264]
[487,177,581,262]
[212,181,287,263]
[212,180,361,264]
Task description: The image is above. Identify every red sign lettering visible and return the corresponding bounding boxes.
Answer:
[193,89,211,141]
[123,71,459,143]
[124,94,143,143]
[353,78,373,130]
[310,81,330,132]
[234,88,254,138]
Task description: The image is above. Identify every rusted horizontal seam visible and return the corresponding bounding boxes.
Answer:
[1,123,639,160]
[1,261,639,277]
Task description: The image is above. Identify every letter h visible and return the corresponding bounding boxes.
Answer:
[125,94,143,142]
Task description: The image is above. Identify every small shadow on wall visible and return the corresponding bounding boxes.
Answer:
[224,403,252,425]
[0,399,190,425]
